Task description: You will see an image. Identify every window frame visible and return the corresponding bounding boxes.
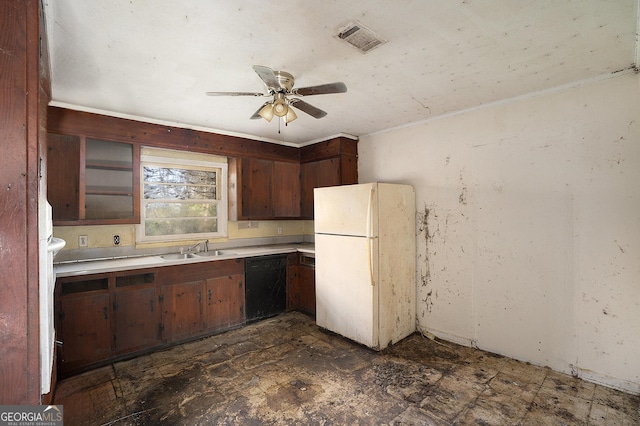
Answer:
[136,148,228,243]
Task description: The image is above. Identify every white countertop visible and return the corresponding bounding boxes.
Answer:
[55,244,314,278]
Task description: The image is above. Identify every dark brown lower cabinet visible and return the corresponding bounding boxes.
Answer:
[113,285,159,354]
[157,259,244,343]
[161,280,204,342]
[113,272,161,354]
[287,253,300,310]
[57,290,112,374]
[286,253,316,316]
[298,257,316,315]
[206,274,245,329]
[55,259,245,377]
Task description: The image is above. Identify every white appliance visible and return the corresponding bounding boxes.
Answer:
[39,201,65,394]
[314,182,416,350]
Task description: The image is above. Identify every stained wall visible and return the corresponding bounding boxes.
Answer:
[358,73,640,393]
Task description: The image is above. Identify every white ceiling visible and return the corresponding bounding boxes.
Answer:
[44,1,639,146]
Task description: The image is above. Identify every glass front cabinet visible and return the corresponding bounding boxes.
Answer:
[48,134,140,225]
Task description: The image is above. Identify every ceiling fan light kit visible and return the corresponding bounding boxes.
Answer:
[206,65,346,126]
[272,93,288,117]
[284,107,297,124]
[257,103,274,122]
[256,100,298,124]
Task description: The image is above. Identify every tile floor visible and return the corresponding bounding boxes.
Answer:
[54,312,639,425]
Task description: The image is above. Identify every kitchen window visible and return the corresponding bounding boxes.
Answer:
[137,147,228,242]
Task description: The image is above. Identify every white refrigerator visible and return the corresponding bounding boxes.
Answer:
[314,182,416,350]
[39,201,65,394]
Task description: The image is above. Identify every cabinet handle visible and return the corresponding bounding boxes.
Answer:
[102,306,109,320]
[208,289,212,301]
[150,300,154,312]
[198,291,202,303]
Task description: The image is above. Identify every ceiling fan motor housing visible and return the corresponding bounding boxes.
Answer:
[274,71,295,93]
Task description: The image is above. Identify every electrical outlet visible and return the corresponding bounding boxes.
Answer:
[277,226,283,235]
[78,235,88,247]
[113,234,120,246]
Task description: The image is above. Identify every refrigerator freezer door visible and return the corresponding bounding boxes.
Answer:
[315,233,379,348]
[314,183,378,237]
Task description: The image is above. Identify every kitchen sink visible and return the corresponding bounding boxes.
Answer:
[160,253,197,260]
[194,250,236,257]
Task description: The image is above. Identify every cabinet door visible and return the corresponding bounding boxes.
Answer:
[205,274,245,330]
[300,158,341,218]
[84,138,138,221]
[316,157,341,187]
[298,264,316,315]
[240,158,273,218]
[300,162,318,218]
[161,281,204,342]
[47,134,140,225]
[273,161,300,217]
[340,154,358,185]
[47,133,81,221]
[113,286,159,354]
[286,253,300,310]
[57,293,112,374]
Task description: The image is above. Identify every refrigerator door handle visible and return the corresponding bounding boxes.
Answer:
[367,236,376,286]
[366,187,376,286]
[366,187,374,238]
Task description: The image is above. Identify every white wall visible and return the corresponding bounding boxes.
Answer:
[358,73,640,394]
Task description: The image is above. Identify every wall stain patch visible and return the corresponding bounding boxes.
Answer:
[424,290,434,313]
[417,203,430,245]
[417,204,431,286]
[458,168,468,205]
[459,187,468,205]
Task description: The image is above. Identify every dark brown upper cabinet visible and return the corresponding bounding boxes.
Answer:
[47,108,358,223]
[48,133,140,225]
[300,137,358,219]
[230,157,301,220]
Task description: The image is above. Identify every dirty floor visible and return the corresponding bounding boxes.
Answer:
[54,312,639,425]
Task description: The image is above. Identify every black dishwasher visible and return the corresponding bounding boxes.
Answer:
[245,255,287,323]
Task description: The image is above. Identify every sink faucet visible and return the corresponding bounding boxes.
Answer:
[187,240,209,253]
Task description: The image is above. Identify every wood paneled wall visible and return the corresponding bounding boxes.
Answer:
[48,107,300,163]
[0,0,44,403]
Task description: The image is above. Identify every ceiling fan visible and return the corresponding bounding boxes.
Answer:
[206,65,347,124]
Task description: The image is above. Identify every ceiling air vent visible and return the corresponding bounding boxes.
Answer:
[336,21,387,53]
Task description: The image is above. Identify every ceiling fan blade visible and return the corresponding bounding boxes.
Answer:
[294,82,347,96]
[250,102,270,119]
[252,65,280,92]
[206,91,264,96]
[289,99,327,119]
